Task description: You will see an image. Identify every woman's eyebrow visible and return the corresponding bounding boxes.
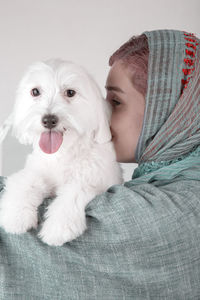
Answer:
[105,86,125,93]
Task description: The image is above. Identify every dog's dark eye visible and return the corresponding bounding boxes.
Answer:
[31,88,40,97]
[64,89,76,98]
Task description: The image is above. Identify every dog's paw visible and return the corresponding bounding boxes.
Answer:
[38,210,87,246]
[0,205,38,234]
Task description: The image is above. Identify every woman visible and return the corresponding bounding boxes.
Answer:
[0,29,200,299]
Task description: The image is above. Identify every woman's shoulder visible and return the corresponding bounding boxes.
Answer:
[85,178,200,243]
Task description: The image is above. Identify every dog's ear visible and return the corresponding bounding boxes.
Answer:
[94,101,112,144]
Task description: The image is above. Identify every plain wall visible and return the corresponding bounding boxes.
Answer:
[0,0,199,181]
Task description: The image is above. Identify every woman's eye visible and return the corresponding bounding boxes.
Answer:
[111,99,121,106]
[64,89,76,98]
[31,88,41,97]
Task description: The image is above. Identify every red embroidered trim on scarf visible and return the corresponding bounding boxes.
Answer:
[181,32,199,92]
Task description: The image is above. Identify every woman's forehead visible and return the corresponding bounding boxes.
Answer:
[106,61,132,91]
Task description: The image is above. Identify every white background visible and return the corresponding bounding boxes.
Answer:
[0,0,199,181]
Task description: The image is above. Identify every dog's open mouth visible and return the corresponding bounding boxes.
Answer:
[39,131,63,154]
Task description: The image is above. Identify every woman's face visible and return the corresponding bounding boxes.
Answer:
[105,61,145,163]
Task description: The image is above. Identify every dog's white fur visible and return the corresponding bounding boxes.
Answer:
[0,59,123,246]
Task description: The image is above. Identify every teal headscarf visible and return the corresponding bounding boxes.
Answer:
[135,30,200,163]
[0,30,200,299]
[132,29,200,183]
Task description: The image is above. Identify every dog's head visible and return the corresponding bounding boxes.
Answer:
[12,59,112,153]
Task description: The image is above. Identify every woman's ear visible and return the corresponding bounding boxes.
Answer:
[94,101,112,144]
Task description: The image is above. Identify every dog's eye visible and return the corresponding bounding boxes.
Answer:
[64,89,76,98]
[31,88,41,97]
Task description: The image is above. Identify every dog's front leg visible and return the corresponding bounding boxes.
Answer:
[39,183,96,246]
[0,170,49,234]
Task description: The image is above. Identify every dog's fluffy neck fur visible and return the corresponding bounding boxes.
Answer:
[33,127,106,161]
[28,127,117,184]
[23,128,118,201]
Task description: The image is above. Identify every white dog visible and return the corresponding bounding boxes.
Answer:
[0,59,123,246]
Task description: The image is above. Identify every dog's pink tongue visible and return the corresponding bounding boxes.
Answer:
[39,131,63,154]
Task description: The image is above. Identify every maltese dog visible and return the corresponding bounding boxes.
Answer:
[0,59,123,246]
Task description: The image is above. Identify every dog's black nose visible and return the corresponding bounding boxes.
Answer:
[42,114,59,129]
